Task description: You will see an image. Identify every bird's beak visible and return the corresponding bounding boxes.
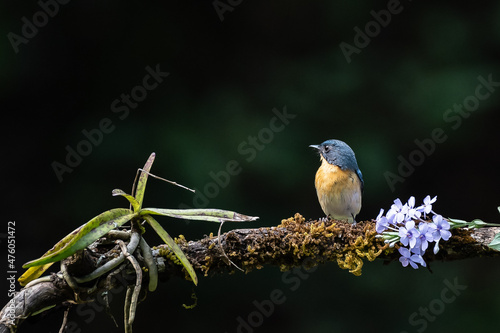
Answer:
[309,144,320,150]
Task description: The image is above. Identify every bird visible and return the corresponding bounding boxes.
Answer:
[310,139,364,223]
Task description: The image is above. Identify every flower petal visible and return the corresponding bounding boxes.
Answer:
[393,198,403,209]
[433,240,440,254]
[399,257,409,267]
[409,260,419,269]
[398,247,411,257]
[440,230,452,241]
[376,208,384,221]
[408,196,415,208]
[409,237,417,249]
[406,221,415,230]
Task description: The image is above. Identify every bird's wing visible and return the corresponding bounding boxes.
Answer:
[356,169,364,193]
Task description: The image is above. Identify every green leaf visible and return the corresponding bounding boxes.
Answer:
[112,189,140,212]
[469,219,488,229]
[143,215,198,285]
[488,232,500,251]
[18,263,56,287]
[447,217,468,229]
[140,208,259,222]
[21,208,134,269]
[70,212,137,256]
[447,218,468,224]
[448,217,498,229]
[135,152,155,209]
[19,208,134,286]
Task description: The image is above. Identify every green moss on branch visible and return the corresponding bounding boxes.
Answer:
[155,213,390,279]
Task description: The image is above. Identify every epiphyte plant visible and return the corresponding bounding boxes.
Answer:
[18,152,258,332]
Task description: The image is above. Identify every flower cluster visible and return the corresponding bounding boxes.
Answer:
[375,195,451,269]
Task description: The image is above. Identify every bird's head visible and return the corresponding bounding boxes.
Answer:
[309,139,359,171]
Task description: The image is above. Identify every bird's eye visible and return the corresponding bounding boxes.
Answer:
[324,146,330,153]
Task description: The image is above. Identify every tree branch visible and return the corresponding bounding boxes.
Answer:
[1,214,499,332]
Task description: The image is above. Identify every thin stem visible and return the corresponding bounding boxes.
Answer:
[387,225,399,232]
[137,168,195,193]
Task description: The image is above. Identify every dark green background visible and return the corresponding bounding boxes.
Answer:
[3,1,500,332]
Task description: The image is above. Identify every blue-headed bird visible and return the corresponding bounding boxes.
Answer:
[310,139,364,223]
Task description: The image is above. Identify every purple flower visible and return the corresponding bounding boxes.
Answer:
[376,196,452,269]
[433,239,441,254]
[398,247,426,269]
[376,216,390,233]
[406,196,422,221]
[399,221,420,248]
[409,243,422,255]
[375,209,388,233]
[431,215,451,241]
[385,208,397,225]
[389,198,409,224]
[416,222,434,251]
[418,195,437,218]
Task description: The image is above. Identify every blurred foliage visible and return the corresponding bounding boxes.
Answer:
[2,0,500,332]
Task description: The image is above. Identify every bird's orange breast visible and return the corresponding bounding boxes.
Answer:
[314,156,362,222]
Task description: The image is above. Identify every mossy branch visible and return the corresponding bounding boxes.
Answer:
[1,214,499,333]
[158,214,500,278]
